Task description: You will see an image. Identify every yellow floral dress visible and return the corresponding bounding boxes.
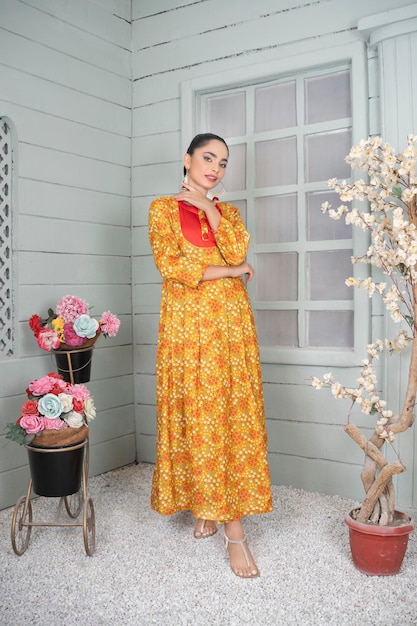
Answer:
[149,196,272,522]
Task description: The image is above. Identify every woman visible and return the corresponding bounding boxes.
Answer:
[148,133,272,578]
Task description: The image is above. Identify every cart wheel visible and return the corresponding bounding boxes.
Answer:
[83,497,95,556]
[11,496,32,556]
[64,490,83,518]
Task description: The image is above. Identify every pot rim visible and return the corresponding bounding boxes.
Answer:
[26,439,87,453]
[345,508,415,536]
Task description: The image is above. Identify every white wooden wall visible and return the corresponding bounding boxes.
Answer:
[2,0,417,513]
[0,0,134,509]
[131,0,417,515]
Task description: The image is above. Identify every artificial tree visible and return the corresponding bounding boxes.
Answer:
[313,134,417,525]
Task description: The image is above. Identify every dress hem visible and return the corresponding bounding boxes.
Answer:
[151,504,274,523]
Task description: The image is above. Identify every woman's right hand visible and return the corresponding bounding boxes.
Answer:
[231,262,255,283]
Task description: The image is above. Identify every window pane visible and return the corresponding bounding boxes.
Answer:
[308,250,353,300]
[305,70,351,124]
[255,195,297,243]
[305,129,351,183]
[256,310,298,347]
[256,252,298,301]
[255,81,296,132]
[207,92,246,137]
[201,64,355,354]
[307,311,354,348]
[307,191,352,241]
[256,137,297,187]
[224,144,246,192]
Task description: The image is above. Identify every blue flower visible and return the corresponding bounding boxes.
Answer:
[37,394,63,419]
[73,314,99,339]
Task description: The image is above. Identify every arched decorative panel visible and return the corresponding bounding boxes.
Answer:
[0,118,13,357]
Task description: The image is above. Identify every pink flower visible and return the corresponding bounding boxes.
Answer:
[63,323,86,347]
[20,415,44,434]
[56,295,89,324]
[36,328,61,351]
[100,311,120,337]
[68,384,90,402]
[29,376,56,396]
[42,417,68,430]
[50,378,69,393]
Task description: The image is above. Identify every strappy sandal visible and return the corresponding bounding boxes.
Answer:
[224,531,260,578]
[193,518,218,539]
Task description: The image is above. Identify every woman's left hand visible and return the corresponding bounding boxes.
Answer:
[175,184,213,212]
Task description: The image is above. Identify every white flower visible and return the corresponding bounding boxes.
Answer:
[65,411,84,428]
[360,399,373,414]
[379,428,395,443]
[58,393,74,413]
[390,308,403,323]
[331,382,345,399]
[84,397,96,422]
[329,205,348,220]
[311,377,323,389]
[345,277,359,287]
[367,347,379,359]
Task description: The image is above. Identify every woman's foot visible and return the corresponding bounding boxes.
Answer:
[194,518,218,539]
[224,520,259,578]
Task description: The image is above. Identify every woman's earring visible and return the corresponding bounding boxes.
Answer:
[215,181,226,197]
[183,172,188,185]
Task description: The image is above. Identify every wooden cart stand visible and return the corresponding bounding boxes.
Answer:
[11,438,95,556]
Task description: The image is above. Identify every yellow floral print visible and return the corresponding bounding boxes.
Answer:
[149,196,272,522]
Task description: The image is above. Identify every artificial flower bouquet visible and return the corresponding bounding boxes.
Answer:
[5,373,96,446]
[29,294,120,351]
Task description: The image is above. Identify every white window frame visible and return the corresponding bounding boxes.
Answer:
[181,42,370,367]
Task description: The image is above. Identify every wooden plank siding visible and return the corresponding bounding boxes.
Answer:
[131,0,417,515]
[2,0,417,514]
[0,0,134,510]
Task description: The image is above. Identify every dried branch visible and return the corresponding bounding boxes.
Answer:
[344,423,387,469]
[356,462,404,523]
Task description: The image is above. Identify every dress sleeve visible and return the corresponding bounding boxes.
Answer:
[214,202,250,265]
[148,197,206,288]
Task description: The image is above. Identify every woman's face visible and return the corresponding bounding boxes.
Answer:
[184,140,229,194]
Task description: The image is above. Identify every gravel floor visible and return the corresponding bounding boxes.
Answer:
[0,462,416,626]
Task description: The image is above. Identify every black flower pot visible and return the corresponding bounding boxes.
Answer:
[53,347,93,384]
[26,441,86,497]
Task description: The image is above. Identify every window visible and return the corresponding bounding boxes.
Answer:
[0,118,14,357]
[183,42,369,365]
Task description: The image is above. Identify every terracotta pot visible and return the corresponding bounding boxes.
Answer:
[345,508,415,575]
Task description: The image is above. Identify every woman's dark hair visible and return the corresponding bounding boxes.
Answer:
[183,133,229,176]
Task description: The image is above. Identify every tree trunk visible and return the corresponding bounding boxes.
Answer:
[344,279,417,524]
